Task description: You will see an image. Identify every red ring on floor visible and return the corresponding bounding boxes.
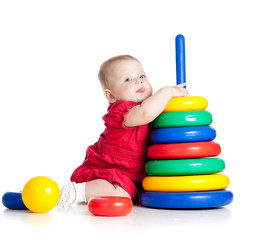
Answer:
[88,196,133,217]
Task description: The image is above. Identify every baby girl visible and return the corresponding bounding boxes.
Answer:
[57,55,188,206]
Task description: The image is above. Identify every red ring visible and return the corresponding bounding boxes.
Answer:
[148,142,221,159]
[88,196,133,217]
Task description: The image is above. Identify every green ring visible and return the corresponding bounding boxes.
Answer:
[153,110,212,128]
[145,158,225,176]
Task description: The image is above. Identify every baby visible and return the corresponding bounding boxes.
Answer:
[57,55,188,206]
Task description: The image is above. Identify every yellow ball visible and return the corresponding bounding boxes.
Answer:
[22,176,60,213]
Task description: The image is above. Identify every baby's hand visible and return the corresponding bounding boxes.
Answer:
[125,83,189,127]
[170,83,189,97]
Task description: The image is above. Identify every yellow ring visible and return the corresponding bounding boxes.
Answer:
[163,96,208,112]
[142,174,229,192]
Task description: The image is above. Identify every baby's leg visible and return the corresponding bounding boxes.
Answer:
[57,179,131,207]
[85,179,131,201]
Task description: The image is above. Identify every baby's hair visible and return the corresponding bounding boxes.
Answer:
[98,55,140,90]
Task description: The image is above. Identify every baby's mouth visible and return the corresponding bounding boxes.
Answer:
[136,87,145,93]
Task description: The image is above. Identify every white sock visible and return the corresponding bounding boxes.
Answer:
[75,182,87,203]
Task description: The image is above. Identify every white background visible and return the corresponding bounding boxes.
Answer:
[1,0,265,239]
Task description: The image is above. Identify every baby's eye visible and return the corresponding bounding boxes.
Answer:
[124,78,132,82]
[139,75,145,79]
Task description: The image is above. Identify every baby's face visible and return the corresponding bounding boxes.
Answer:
[105,59,153,103]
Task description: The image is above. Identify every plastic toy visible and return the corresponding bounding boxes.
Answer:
[88,196,133,217]
[163,96,208,112]
[140,34,233,209]
[22,176,60,213]
[142,174,229,192]
[148,141,221,159]
[2,192,28,210]
[140,190,233,209]
[145,157,225,176]
[151,126,216,144]
[176,34,186,86]
[153,110,213,128]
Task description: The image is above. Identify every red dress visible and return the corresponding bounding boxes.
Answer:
[71,100,149,200]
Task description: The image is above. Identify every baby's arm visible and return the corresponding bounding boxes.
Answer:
[124,83,188,127]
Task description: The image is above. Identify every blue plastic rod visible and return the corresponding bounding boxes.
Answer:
[175,34,186,87]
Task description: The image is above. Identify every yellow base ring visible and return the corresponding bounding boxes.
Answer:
[163,96,208,112]
[142,174,229,192]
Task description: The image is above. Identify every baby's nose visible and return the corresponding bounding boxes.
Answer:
[135,78,143,84]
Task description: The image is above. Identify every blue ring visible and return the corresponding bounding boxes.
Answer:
[151,126,216,144]
[140,190,233,209]
[2,192,28,210]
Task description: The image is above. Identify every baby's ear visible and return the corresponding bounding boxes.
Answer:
[104,89,116,103]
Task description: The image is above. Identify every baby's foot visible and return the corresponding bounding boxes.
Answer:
[57,182,77,207]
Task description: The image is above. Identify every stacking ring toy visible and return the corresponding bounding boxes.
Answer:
[148,141,221,159]
[140,190,233,209]
[145,158,225,176]
[163,96,208,113]
[88,196,133,217]
[2,192,28,210]
[151,126,216,144]
[153,110,212,128]
[142,174,229,192]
